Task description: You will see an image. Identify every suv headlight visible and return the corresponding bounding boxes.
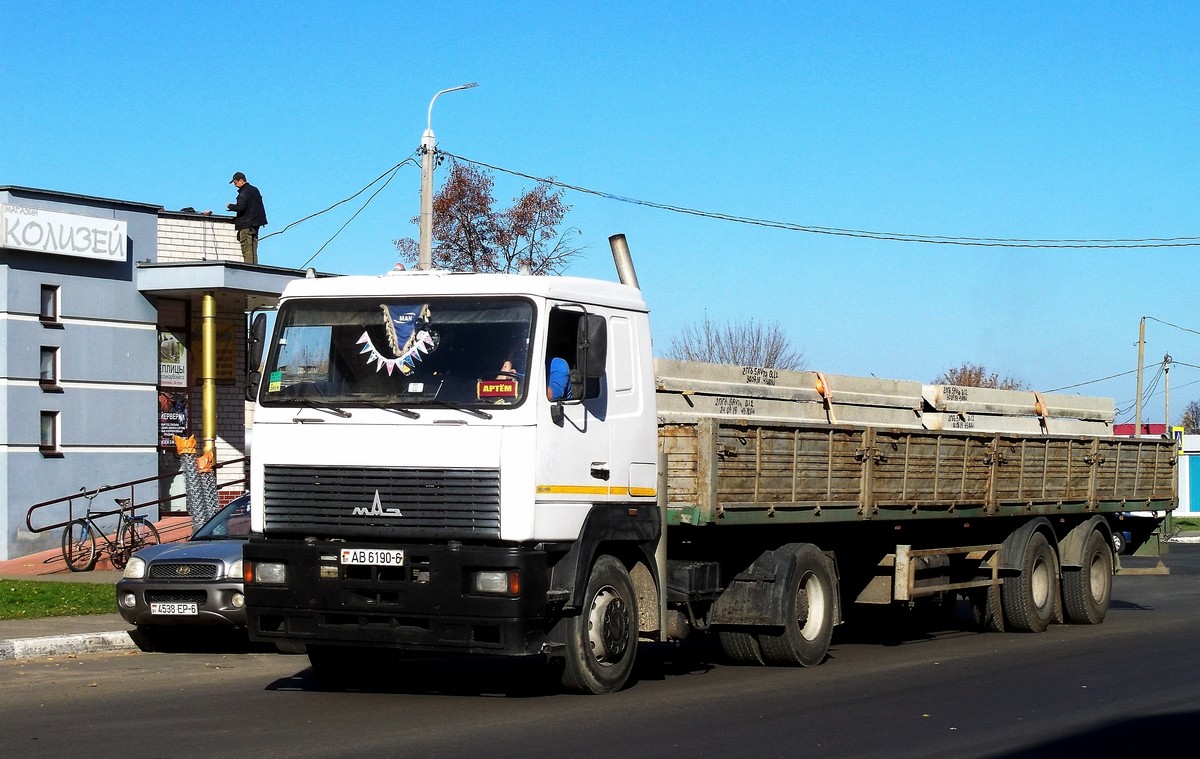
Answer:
[123,556,146,579]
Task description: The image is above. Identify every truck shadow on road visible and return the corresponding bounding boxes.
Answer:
[263,641,718,698]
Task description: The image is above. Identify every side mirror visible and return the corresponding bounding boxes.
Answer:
[245,370,262,402]
[246,313,267,402]
[574,314,607,399]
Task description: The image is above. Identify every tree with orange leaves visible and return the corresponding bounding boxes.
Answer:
[394,160,583,274]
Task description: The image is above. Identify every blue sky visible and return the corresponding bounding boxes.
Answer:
[4,1,1199,423]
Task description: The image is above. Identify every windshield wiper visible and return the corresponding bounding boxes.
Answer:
[355,399,420,419]
[430,400,493,420]
[292,398,352,418]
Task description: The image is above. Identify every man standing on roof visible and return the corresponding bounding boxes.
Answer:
[226,171,267,264]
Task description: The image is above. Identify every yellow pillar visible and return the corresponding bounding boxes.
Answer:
[201,292,217,453]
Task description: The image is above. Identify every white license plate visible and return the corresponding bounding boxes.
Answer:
[339,548,405,567]
[151,602,198,615]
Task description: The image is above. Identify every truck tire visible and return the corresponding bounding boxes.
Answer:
[559,555,638,695]
[756,544,835,666]
[966,585,1005,633]
[1111,530,1127,555]
[1001,531,1059,633]
[1062,528,1112,625]
[717,630,765,664]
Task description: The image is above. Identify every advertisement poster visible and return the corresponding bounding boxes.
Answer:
[158,331,187,388]
[158,391,189,448]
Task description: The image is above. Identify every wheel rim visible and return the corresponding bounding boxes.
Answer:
[798,571,827,641]
[587,585,630,664]
[1088,550,1109,604]
[1031,555,1050,609]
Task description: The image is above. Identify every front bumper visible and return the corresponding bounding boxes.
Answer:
[243,538,553,656]
[115,579,246,628]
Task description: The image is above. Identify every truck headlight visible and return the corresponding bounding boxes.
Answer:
[249,561,287,584]
[227,559,243,580]
[471,570,521,596]
[123,556,146,579]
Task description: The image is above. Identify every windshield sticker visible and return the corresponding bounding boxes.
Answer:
[268,371,283,392]
[357,304,440,376]
[478,378,519,400]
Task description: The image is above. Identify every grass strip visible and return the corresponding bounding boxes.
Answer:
[0,580,115,621]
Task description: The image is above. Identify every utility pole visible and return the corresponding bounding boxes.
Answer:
[1164,353,1172,432]
[418,82,478,271]
[1135,317,1145,435]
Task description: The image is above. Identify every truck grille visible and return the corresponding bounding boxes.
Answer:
[262,465,501,540]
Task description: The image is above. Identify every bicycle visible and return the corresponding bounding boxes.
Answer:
[61,486,162,572]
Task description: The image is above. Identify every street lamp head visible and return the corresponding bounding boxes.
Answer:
[420,82,479,272]
[427,82,480,131]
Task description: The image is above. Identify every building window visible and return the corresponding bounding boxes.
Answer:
[40,411,62,457]
[40,285,62,327]
[40,346,63,391]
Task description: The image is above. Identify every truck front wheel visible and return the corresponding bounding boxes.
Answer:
[559,555,638,694]
[757,544,835,666]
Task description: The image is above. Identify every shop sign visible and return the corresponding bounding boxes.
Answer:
[1,204,128,262]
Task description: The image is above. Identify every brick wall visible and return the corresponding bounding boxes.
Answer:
[158,216,241,263]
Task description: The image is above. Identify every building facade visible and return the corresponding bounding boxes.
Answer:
[2,186,306,560]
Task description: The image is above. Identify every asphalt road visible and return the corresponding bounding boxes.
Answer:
[3,546,1198,759]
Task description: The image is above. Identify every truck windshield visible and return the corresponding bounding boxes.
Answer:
[259,297,535,409]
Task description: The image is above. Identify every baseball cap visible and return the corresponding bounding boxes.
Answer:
[230,171,246,183]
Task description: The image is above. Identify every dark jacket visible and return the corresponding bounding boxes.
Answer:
[228,183,268,230]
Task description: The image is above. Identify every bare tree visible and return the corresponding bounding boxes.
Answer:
[1182,400,1200,434]
[666,315,806,370]
[395,160,584,274]
[933,362,1026,390]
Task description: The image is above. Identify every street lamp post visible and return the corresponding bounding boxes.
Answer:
[419,82,478,271]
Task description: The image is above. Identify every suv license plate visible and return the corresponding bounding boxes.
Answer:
[340,548,405,567]
[151,602,198,615]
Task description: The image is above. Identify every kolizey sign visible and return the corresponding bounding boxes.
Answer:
[1,204,128,262]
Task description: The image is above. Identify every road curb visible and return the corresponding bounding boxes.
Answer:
[0,631,138,661]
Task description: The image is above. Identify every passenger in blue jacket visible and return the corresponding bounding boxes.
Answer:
[227,171,268,264]
[547,357,572,400]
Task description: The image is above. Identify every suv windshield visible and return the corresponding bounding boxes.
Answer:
[194,496,251,540]
[260,297,535,408]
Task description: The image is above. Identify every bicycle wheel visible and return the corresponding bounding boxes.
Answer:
[119,518,161,564]
[62,519,98,572]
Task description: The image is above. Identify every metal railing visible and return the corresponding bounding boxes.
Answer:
[26,456,249,535]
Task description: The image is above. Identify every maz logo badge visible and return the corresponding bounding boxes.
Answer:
[351,490,403,518]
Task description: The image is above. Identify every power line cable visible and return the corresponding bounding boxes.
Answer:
[299,162,407,270]
[1145,315,1200,338]
[261,158,417,243]
[441,151,1200,250]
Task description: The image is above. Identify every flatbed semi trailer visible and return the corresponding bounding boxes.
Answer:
[243,236,1175,693]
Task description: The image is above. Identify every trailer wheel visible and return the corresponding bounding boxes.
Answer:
[966,585,1006,633]
[1002,531,1059,633]
[559,555,638,695]
[1062,528,1112,625]
[717,630,765,665]
[756,544,835,666]
[1111,530,1127,556]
